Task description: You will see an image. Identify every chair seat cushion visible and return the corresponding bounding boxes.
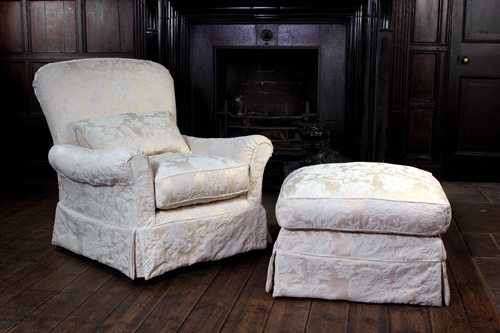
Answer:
[276,162,451,236]
[150,153,250,210]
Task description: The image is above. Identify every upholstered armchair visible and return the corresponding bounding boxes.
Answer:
[33,58,273,280]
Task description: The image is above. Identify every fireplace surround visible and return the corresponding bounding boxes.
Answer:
[157,0,387,181]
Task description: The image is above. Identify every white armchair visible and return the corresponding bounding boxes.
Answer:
[33,58,273,280]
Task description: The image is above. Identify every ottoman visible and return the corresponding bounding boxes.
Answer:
[266,162,452,306]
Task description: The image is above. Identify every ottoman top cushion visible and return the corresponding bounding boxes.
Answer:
[276,162,451,236]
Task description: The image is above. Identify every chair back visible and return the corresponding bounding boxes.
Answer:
[33,58,177,145]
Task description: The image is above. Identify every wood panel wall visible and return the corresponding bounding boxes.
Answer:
[387,0,451,178]
[0,0,137,181]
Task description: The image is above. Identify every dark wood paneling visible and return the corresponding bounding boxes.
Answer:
[387,0,411,165]
[439,0,449,44]
[119,0,134,52]
[86,0,133,53]
[30,1,77,53]
[86,0,119,52]
[410,53,436,101]
[0,1,23,53]
[0,63,26,112]
[408,108,433,154]
[413,0,439,43]
[1,0,139,182]
[389,0,450,177]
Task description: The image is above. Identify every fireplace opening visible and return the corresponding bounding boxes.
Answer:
[216,48,321,183]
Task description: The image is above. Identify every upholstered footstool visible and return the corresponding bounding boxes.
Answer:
[266,162,452,306]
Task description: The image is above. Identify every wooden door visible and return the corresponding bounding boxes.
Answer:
[447,0,500,180]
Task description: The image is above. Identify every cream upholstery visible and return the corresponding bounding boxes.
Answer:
[73,111,191,154]
[149,153,250,210]
[34,58,273,280]
[276,162,451,235]
[267,162,451,306]
[266,229,449,306]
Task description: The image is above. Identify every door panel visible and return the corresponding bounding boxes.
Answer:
[447,0,500,180]
[459,78,500,152]
[464,0,500,42]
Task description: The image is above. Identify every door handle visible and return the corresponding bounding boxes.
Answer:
[461,56,470,65]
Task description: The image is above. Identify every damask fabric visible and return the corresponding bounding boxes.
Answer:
[183,135,273,205]
[34,58,274,280]
[149,153,250,210]
[53,195,267,280]
[48,135,272,279]
[266,229,450,306]
[73,111,191,155]
[138,197,269,279]
[33,58,177,146]
[277,162,451,236]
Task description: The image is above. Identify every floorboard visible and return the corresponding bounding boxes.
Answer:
[428,266,472,332]
[178,252,260,333]
[264,298,311,333]
[347,302,388,332]
[387,305,431,332]
[1,183,500,332]
[220,251,275,333]
[10,264,114,332]
[441,220,500,331]
[136,264,221,332]
[95,272,180,332]
[51,273,137,332]
[305,300,349,332]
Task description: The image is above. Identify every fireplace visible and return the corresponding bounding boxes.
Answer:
[217,48,317,143]
[216,48,321,180]
[159,1,381,183]
[189,23,349,182]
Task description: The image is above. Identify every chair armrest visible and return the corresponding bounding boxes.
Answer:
[49,144,156,228]
[49,144,146,186]
[183,135,272,165]
[183,135,273,204]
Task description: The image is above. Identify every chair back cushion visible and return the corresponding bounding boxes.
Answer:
[33,58,177,145]
[73,111,190,155]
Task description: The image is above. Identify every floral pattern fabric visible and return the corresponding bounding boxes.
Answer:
[51,145,156,229]
[149,153,250,210]
[73,111,191,155]
[183,135,273,205]
[277,162,452,236]
[138,197,268,279]
[34,58,274,279]
[266,229,450,306]
[33,58,177,146]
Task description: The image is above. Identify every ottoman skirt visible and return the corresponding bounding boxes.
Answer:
[266,229,450,306]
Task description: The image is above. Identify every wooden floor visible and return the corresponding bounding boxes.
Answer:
[1,183,500,332]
